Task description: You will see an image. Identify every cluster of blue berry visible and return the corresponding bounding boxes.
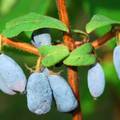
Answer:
[0,29,119,115]
[0,29,78,115]
[27,30,78,114]
[31,29,106,100]
[27,70,78,115]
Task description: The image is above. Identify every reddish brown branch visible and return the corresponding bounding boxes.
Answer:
[56,0,70,29]
[1,35,39,56]
[56,0,82,120]
[74,31,116,49]
[56,0,75,50]
[92,31,116,48]
[1,30,116,58]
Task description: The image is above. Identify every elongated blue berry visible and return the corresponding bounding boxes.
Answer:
[31,29,51,47]
[113,46,120,79]
[27,73,52,115]
[0,78,16,95]
[0,54,26,94]
[87,63,105,99]
[48,75,78,112]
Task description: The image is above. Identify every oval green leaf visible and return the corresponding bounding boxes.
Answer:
[63,54,96,66]
[2,12,68,37]
[71,43,93,55]
[38,45,69,67]
[86,14,120,33]
[63,43,96,66]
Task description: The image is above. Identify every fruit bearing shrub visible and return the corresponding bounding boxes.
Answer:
[0,0,120,120]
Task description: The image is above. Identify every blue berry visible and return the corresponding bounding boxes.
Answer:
[0,78,16,95]
[0,54,26,94]
[48,75,78,112]
[113,46,120,79]
[87,63,105,99]
[27,72,52,115]
[42,68,50,76]
[31,29,52,47]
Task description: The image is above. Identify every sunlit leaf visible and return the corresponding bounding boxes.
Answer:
[38,45,69,67]
[2,12,68,37]
[70,43,93,55]
[86,14,120,33]
[63,43,96,66]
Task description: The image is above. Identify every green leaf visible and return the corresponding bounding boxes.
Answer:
[72,29,88,37]
[71,43,93,55]
[64,54,96,66]
[38,45,69,67]
[86,14,120,33]
[2,12,68,37]
[63,43,96,66]
[38,46,54,56]
[0,0,52,33]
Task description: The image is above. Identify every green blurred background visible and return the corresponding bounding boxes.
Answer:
[0,0,120,120]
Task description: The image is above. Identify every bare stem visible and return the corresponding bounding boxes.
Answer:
[56,0,82,120]
[0,29,116,59]
[92,31,116,48]
[73,31,116,49]
[1,35,39,56]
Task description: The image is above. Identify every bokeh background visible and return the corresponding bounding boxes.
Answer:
[0,0,120,120]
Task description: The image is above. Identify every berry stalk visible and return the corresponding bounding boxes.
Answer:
[35,56,42,72]
[56,0,82,120]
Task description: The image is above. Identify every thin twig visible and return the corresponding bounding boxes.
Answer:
[1,35,39,56]
[73,31,116,49]
[92,31,116,48]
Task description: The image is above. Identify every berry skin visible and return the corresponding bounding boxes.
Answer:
[27,73,52,115]
[42,68,50,76]
[48,75,78,112]
[113,46,120,79]
[31,33,52,47]
[0,78,16,95]
[0,54,26,94]
[87,63,105,99]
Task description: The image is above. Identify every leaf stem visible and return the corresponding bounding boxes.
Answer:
[56,0,82,120]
